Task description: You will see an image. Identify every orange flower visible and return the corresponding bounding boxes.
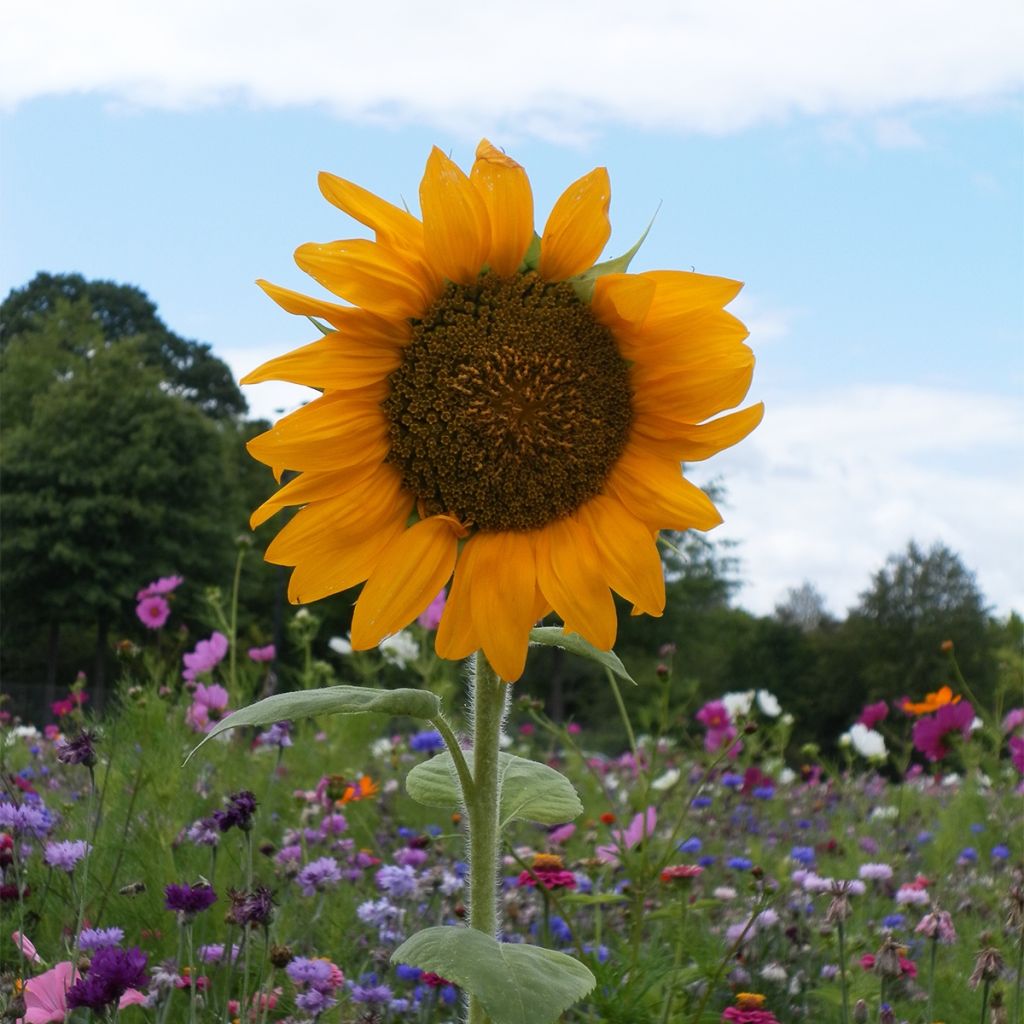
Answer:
[246,140,761,681]
[901,686,961,716]
[735,993,767,1009]
[338,774,379,804]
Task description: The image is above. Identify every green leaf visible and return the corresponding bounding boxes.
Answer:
[306,315,335,335]
[520,232,541,272]
[406,751,583,826]
[528,627,636,686]
[185,686,440,764]
[392,927,595,1024]
[561,892,628,906]
[568,209,659,302]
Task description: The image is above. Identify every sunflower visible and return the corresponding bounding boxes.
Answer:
[244,140,762,682]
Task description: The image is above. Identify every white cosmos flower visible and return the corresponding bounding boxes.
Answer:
[848,723,887,761]
[756,690,782,717]
[722,690,755,718]
[328,635,353,656]
[651,768,681,791]
[379,630,419,667]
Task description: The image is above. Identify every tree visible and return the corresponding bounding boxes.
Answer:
[0,272,246,420]
[1,335,238,692]
[844,541,995,702]
[774,581,831,633]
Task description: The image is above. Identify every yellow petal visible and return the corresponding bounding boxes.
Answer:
[286,513,408,604]
[591,274,657,334]
[468,531,538,682]
[420,147,490,285]
[256,279,359,329]
[436,538,483,662]
[618,306,750,364]
[246,387,389,474]
[606,446,723,532]
[631,349,755,423]
[250,463,381,528]
[351,516,462,648]
[295,239,433,319]
[469,139,534,277]
[241,333,403,390]
[632,403,765,461]
[539,167,611,281]
[535,517,617,651]
[576,495,665,615]
[318,171,426,257]
[265,464,407,566]
[640,270,744,324]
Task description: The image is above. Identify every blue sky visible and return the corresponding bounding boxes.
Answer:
[2,0,1022,619]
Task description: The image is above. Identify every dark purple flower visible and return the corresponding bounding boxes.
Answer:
[56,731,97,767]
[66,945,147,1011]
[225,885,275,928]
[214,790,258,832]
[165,883,217,916]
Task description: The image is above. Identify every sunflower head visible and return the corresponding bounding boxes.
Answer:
[245,140,762,681]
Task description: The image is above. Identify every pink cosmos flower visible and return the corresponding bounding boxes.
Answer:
[696,700,732,732]
[858,701,889,729]
[182,632,229,682]
[597,807,657,866]
[547,823,576,845]
[247,644,276,663]
[1002,708,1024,734]
[136,596,170,630]
[185,683,231,733]
[1009,735,1024,775]
[12,930,42,963]
[136,575,184,600]
[912,700,974,761]
[416,589,447,630]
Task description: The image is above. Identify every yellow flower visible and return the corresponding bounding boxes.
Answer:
[901,686,961,716]
[245,140,762,681]
[735,992,767,1009]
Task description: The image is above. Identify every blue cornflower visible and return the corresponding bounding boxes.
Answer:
[916,831,933,845]
[679,837,702,854]
[721,772,744,789]
[882,914,905,929]
[791,846,816,865]
[409,730,446,754]
[698,855,717,868]
[970,823,985,834]
[395,964,423,982]
[584,943,611,963]
[752,786,775,800]
[727,857,753,871]
[691,796,712,809]
[959,847,978,863]
[992,844,1010,860]
[376,864,418,899]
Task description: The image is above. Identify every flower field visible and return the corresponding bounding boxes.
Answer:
[1,600,1021,1024]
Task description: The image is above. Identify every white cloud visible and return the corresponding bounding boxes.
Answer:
[3,1,1022,137]
[689,384,1024,618]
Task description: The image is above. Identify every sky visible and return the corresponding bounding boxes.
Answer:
[2,0,1022,620]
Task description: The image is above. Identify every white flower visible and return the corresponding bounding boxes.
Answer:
[713,886,737,901]
[370,737,393,759]
[848,723,887,761]
[838,731,852,748]
[756,690,782,717]
[328,635,353,656]
[651,768,681,791]
[941,772,961,787]
[869,805,899,820]
[780,712,795,726]
[380,631,419,667]
[760,962,788,983]
[498,732,513,750]
[778,767,797,785]
[970,717,983,732]
[722,690,755,718]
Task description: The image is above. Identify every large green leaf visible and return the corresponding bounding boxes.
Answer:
[528,627,636,686]
[392,927,594,1024]
[406,751,582,826]
[185,686,440,764]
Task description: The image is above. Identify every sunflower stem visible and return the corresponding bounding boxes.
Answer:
[466,652,507,1024]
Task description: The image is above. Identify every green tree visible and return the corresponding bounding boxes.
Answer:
[0,272,246,420]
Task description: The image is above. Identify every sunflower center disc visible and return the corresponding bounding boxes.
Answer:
[383,272,633,532]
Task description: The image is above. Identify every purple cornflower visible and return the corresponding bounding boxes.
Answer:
[185,816,220,847]
[297,857,342,897]
[55,730,98,768]
[296,988,336,1014]
[44,839,91,872]
[256,721,293,749]
[164,882,217,917]
[858,863,894,881]
[79,927,125,950]
[66,945,147,1011]
[0,801,53,837]
[287,958,333,987]
[375,864,418,899]
[726,856,753,871]
[198,943,240,963]
[214,790,258,833]
[226,885,275,928]
[350,977,393,1004]
[791,846,816,866]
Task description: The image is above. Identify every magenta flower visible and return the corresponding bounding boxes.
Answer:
[912,700,974,761]
[247,644,276,663]
[182,631,229,681]
[136,596,170,630]
[858,701,889,729]
[185,684,231,733]
[1009,735,1024,775]
[136,575,184,600]
[417,589,447,630]
[1002,708,1024,734]
[696,700,732,731]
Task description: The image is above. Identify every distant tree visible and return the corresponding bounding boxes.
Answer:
[0,272,246,420]
[844,541,995,702]
[1,334,237,692]
[774,581,831,633]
